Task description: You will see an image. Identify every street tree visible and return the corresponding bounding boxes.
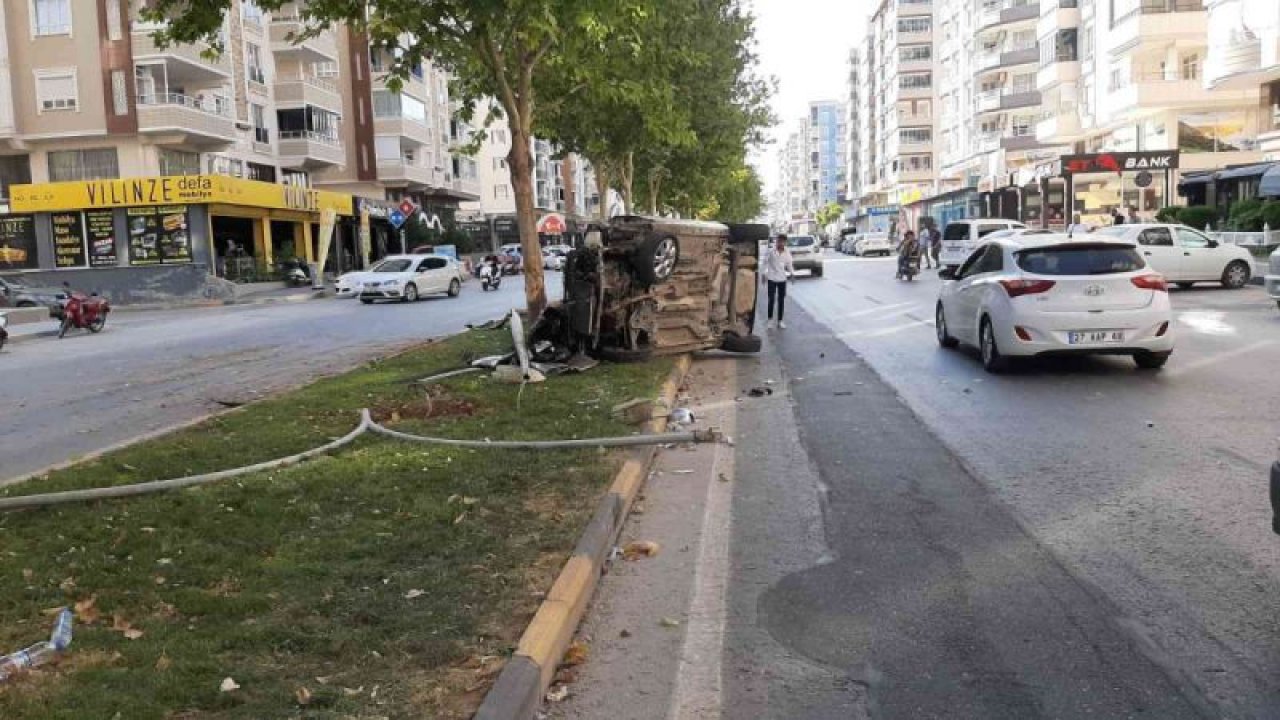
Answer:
[816,202,844,230]
[144,0,648,321]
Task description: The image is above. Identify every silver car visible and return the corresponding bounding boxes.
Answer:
[787,235,824,277]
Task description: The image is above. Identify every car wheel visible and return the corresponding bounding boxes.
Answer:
[1133,350,1171,370]
[633,235,680,285]
[936,303,958,348]
[812,265,824,278]
[16,301,36,308]
[1222,260,1251,289]
[403,283,419,302]
[1175,282,1194,290]
[448,279,461,297]
[721,331,763,354]
[360,298,374,305]
[597,345,655,363]
[979,316,1009,373]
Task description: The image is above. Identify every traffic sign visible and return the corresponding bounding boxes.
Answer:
[389,209,406,229]
[398,198,418,217]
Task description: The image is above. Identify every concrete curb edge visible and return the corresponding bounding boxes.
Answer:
[474,353,693,720]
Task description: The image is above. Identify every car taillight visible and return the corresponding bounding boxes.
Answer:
[1131,274,1168,292]
[1000,279,1056,298]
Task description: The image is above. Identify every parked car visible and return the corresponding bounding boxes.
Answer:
[787,235,824,277]
[853,232,893,257]
[356,254,463,304]
[0,276,68,309]
[536,217,766,360]
[1090,223,1255,289]
[938,218,1027,269]
[1266,246,1280,309]
[935,234,1174,373]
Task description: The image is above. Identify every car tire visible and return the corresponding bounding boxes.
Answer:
[633,235,680,285]
[721,331,763,354]
[1222,260,1251,289]
[16,301,36,308]
[360,298,374,305]
[1133,350,1171,370]
[403,283,419,302]
[448,279,461,297]
[979,316,1010,374]
[597,345,655,363]
[812,265,824,278]
[936,303,958,349]
[1175,282,1195,290]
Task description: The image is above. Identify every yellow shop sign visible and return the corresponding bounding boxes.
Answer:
[10,175,352,215]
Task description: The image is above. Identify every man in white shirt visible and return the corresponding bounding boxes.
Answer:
[761,235,795,329]
[1067,213,1090,238]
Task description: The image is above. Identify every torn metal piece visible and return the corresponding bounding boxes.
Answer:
[470,354,515,369]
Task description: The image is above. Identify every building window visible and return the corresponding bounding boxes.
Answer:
[241,1,263,25]
[251,103,270,144]
[31,0,71,36]
[494,157,508,170]
[246,43,265,85]
[899,45,931,62]
[246,162,275,182]
[0,155,32,203]
[207,155,244,177]
[495,184,510,199]
[899,72,932,90]
[1181,53,1201,81]
[35,69,77,112]
[899,128,932,145]
[158,149,200,175]
[897,17,931,34]
[110,70,128,116]
[105,0,122,40]
[372,91,427,124]
[48,148,119,181]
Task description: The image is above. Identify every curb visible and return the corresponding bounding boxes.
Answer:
[475,354,693,720]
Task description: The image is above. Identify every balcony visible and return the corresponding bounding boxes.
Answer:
[975,89,1003,113]
[1002,131,1040,151]
[277,130,344,169]
[273,76,342,113]
[1037,58,1081,89]
[452,177,482,201]
[376,158,434,188]
[976,132,1002,153]
[978,0,1040,33]
[1037,4,1081,41]
[1036,109,1082,142]
[1108,2,1205,56]
[269,16,338,60]
[898,83,933,100]
[1001,90,1040,110]
[897,111,933,127]
[373,115,433,146]
[135,93,235,147]
[131,31,230,80]
[898,165,934,182]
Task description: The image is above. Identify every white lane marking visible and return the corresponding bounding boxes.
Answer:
[668,427,734,720]
[833,301,920,320]
[848,320,934,339]
[1165,339,1277,378]
[1177,310,1237,336]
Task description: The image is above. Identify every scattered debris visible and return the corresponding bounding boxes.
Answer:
[0,607,74,682]
[404,589,426,600]
[155,653,172,671]
[622,541,661,560]
[220,677,241,693]
[212,399,245,408]
[111,615,144,640]
[562,641,589,667]
[668,469,695,475]
[466,316,510,331]
[620,629,632,638]
[718,473,730,483]
[74,596,100,625]
[1146,421,1155,428]
[470,353,515,369]
[295,686,314,706]
[833,391,853,397]
[546,684,570,702]
[659,617,681,629]
[612,398,655,424]
[669,407,696,426]
[747,387,773,397]
[493,364,546,384]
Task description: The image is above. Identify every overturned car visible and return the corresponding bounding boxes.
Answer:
[534,217,767,361]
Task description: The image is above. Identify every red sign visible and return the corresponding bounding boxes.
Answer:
[537,213,567,234]
[1061,151,1178,175]
[397,198,418,217]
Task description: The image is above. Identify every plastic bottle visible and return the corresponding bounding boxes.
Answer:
[0,608,73,682]
[49,608,73,651]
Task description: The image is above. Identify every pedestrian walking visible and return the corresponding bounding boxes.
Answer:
[762,235,795,330]
[1127,206,1140,225]
[1111,208,1125,226]
[918,226,935,269]
[1067,213,1090,237]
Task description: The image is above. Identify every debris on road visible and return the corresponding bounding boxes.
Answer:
[659,617,681,629]
[669,407,696,426]
[546,684,570,702]
[747,387,774,397]
[622,541,661,560]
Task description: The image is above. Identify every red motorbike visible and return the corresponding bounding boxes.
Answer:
[53,285,110,338]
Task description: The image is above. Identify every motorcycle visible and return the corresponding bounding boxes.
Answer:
[54,284,110,338]
[0,312,8,352]
[480,262,502,291]
[280,257,311,287]
[896,251,920,282]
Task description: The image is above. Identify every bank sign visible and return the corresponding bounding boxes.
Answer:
[1060,151,1179,175]
[10,175,352,215]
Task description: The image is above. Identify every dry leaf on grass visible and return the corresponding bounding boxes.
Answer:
[155,654,172,671]
[220,677,240,692]
[295,686,313,706]
[74,596,100,625]
[404,589,426,600]
[659,617,681,628]
[561,641,589,668]
[622,541,661,560]
[21,568,33,581]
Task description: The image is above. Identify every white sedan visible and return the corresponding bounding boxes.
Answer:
[1090,223,1254,289]
[349,254,463,304]
[936,234,1174,373]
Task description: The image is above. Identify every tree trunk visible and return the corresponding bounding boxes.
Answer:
[648,173,662,215]
[594,162,611,220]
[508,123,546,320]
[619,151,635,215]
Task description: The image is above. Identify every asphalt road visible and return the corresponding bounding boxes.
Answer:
[0,276,556,484]
[549,251,1280,719]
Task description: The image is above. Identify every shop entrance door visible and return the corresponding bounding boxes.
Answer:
[211,216,257,282]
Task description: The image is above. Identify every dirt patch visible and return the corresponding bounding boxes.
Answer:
[371,387,478,423]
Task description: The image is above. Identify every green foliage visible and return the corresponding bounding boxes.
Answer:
[816,202,844,228]
[404,216,439,250]
[442,227,476,254]
[1178,205,1218,232]
[1154,206,1182,223]
[1228,198,1266,231]
[1262,201,1280,231]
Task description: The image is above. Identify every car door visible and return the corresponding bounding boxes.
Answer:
[412,258,435,292]
[1175,227,1221,280]
[1135,227,1183,280]
[951,244,998,343]
[425,257,452,292]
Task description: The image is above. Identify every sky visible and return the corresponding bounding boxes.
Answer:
[747,0,868,203]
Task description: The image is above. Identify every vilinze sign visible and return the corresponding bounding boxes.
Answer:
[10,175,352,215]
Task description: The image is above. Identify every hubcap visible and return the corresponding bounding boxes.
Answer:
[654,238,678,278]
[1229,265,1247,285]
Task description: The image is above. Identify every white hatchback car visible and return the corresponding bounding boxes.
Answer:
[936,235,1174,373]
[354,254,463,304]
[854,232,893,257]
[1090,223,1254,289]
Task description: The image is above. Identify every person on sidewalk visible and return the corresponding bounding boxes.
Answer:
[918,225,936,269]
[762,235,795,330]
[1067,213,1090,238]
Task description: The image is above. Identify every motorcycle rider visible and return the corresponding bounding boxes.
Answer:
[896,230,920,280]
[480,254,502,289]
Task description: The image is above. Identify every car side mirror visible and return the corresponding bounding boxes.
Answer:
[1208,239,1219,248]
[938,267,957,280]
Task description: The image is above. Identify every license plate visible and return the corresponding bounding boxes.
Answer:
[1068,330,1125,344]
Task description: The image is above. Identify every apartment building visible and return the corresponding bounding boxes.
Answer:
[856,0,939,214]
[1204,0,1280,157]
[0,0,482,297]
[808,100,847,210]
[845,48,863,218]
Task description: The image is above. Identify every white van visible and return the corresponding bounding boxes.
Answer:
[939,219,1026,268]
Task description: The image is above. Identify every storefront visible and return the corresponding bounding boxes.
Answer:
[3,175,352,303]
[1061,150,1177,227]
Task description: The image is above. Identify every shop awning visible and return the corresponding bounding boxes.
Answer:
[1261,165,1280,198]
[1215,162,1276,182]
[1177,172,1215,189]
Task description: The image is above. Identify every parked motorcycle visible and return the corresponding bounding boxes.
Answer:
[54,284,110,338]
[0,312,8,352]
[280,257,311,287]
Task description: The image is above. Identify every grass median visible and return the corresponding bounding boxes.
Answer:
[0,327,672,719]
